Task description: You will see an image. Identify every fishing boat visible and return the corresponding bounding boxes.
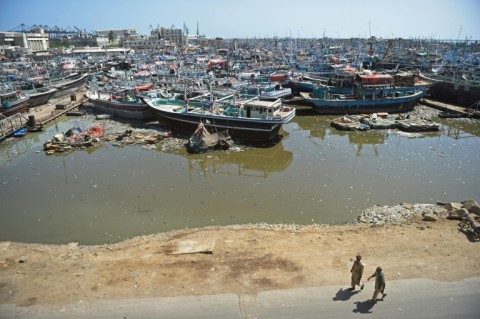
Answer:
[419,72,480,107]
[0,89,30,117]
[141,94,296,142]
[26,87,58,107]
[51,72,90,98]
[14,79,58,107]
[85,88,153,120]
[302,87,426,115]
[240,83,292,101]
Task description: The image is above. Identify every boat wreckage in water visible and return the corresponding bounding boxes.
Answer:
[186,123,233,153]
[43,125,105,154]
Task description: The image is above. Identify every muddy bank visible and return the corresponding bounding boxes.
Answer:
[1,202,479,307]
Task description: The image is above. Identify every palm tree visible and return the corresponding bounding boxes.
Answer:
[108,31,116,43]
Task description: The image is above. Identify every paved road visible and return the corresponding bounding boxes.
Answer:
[1,277,479,318]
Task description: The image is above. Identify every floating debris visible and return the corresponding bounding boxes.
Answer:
[396,118,440,132]
[43,125,105,154]
[330,116,370,131]
[186,122,233,153]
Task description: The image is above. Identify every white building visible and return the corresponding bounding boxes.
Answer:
[0,28,49,56]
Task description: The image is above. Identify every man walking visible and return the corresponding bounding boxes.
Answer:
[349,255,365,291]
[367,266,387,303]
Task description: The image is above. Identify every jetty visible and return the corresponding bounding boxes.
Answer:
[26,92,87,132]
[0,113,29,141]
[421,98,480,118]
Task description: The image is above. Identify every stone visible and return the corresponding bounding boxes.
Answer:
[461,199,478,209]
[447,208,468,220]
[462,199,480,216]
[422,213,438,221]
[444,202,462,211]
[434,208,448,218]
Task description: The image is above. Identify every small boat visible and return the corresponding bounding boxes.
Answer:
[13,128,27,137]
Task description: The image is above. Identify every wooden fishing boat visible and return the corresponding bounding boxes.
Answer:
[141,94,295,142]
[0,90,30,117]
[85,89,153,120]
[302,87,426,115]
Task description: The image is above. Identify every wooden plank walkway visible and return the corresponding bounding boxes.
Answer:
[421,98,480,118]
[0,113,29,141]
[28,96,87,132]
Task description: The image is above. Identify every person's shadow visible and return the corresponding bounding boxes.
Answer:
[332,288,360,301]
[353,300,376,313]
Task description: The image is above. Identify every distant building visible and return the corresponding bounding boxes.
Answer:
[95,29,138,47]
[0,28,49,56]
[152,27,185,46]
[123,27,185,51]
[123,36,166,51]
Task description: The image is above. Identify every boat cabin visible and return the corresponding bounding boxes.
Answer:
[1,91,26,107]
[232,99,285,119]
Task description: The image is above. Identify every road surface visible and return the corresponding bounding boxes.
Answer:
[1,277,479,318]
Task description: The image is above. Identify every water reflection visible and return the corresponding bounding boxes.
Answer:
[0,136,36,168]
[169,142,293,179]
[436,118,480,139]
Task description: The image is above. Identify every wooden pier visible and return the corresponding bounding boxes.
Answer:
[27,93,87,132]
[0,113,29,141]
[421,98,480,118]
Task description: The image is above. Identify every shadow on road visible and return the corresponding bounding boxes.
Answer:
[332,288,360,301]
[353,300,375,313]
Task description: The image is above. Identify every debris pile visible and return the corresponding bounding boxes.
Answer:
[43,125,105,154]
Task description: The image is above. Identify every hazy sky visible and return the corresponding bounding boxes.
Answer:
[1,0,479,40]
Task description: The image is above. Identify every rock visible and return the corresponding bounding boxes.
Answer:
[17,257,27,263]
[444,202,462,211]
[447,208,468,220]
[422,213,438,221]
[462,199,480,216]
[401,203,414,210]
[434,208,448,218]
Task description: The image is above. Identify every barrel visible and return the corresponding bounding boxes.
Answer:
[28,115,36,128]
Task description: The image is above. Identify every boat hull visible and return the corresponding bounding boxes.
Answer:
[0,98,29,117]
[27,88,58,107]
[307,91,425,115]
[89,99,152,120]
[86,90,153,120]
[428,82,480,107]
[150,108,283,142]
[52,73,89,98]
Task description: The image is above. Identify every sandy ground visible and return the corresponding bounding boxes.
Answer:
[1,215,479,308]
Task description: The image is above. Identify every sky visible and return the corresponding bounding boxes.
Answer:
[0,0,479,40]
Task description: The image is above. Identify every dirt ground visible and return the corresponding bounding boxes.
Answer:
[1,215,479,308]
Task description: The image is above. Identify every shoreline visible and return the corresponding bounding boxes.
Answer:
[1,202,479,308]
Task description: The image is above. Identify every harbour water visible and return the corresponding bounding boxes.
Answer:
[1,107,479,245]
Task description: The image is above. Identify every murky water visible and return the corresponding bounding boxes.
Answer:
[1,109,479,244]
